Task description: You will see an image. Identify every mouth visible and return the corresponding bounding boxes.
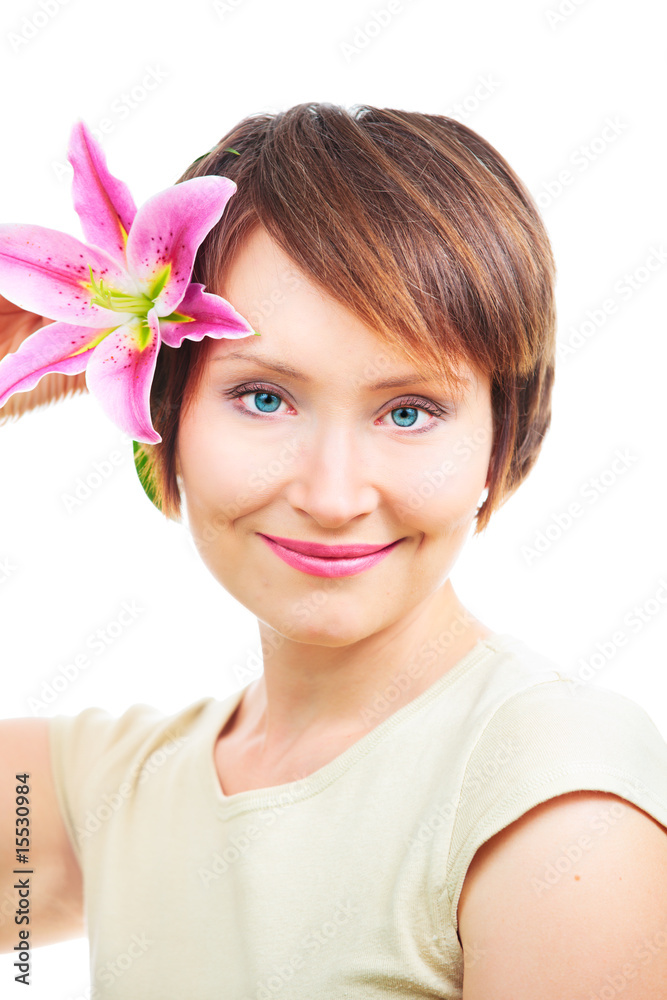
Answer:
[259,533,399,557]
[256,533,403,578]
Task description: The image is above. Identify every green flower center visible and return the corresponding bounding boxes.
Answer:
[87,265,173,350]
[87,265,171,317]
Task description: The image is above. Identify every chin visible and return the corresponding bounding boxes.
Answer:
[259,600,389,648]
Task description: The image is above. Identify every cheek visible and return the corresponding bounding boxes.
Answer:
[392,416,494,531]
[177,405,254,530]
[177,400,293,556]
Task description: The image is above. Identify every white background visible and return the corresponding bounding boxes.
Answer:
[0,0,665,995]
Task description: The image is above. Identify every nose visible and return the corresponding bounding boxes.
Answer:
[283,421,379,527]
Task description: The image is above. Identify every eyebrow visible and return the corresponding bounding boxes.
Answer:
[211,351,471,393]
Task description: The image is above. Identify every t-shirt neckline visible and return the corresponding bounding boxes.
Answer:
[205,631,516,818]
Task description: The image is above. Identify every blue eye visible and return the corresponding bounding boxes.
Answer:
[250,390,281,413]
[381,395,449,433]
[225,382,449,433]
[226,383,288,416]
[391,405,420,428]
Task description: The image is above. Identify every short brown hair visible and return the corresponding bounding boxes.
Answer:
[138,102,556,535]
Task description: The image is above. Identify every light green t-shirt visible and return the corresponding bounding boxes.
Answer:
[48,632,667,999]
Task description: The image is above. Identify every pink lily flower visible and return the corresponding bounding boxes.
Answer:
[0,121,256,443]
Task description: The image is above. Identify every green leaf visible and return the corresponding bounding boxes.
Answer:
[132,440,160,510]
[191,148,216,165]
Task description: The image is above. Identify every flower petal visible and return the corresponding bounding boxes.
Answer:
[158,282,256,347]
[125,176,237,315]
[0,224,133,327]
[85,307,161,443]
[67,120,137,266]
[0,320,114,409]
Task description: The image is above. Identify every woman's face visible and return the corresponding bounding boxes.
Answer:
[176,226,494,645]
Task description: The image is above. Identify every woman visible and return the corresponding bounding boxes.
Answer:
[1,103,667,999]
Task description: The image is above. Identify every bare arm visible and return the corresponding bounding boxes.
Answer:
[458,790,667,998]
[0,299,89,949]
[0,718,85,951]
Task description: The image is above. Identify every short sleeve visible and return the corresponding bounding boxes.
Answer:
[444,679,667,935]
[48,702,165,864]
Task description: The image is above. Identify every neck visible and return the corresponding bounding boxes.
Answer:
[235,580,491,762]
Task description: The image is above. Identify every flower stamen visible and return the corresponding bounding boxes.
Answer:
[87,265,153,315]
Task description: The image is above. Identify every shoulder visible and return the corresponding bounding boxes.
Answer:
[47,697,217,813]
[449,676,667,850]
[48,695,216,757]
[444,675,667,993]
[458,789,667,998]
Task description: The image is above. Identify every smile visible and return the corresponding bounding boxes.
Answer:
[257,533,403,578]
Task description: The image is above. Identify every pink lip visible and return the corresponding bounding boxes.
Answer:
[257,533,403,578]
[260,533,396,557]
